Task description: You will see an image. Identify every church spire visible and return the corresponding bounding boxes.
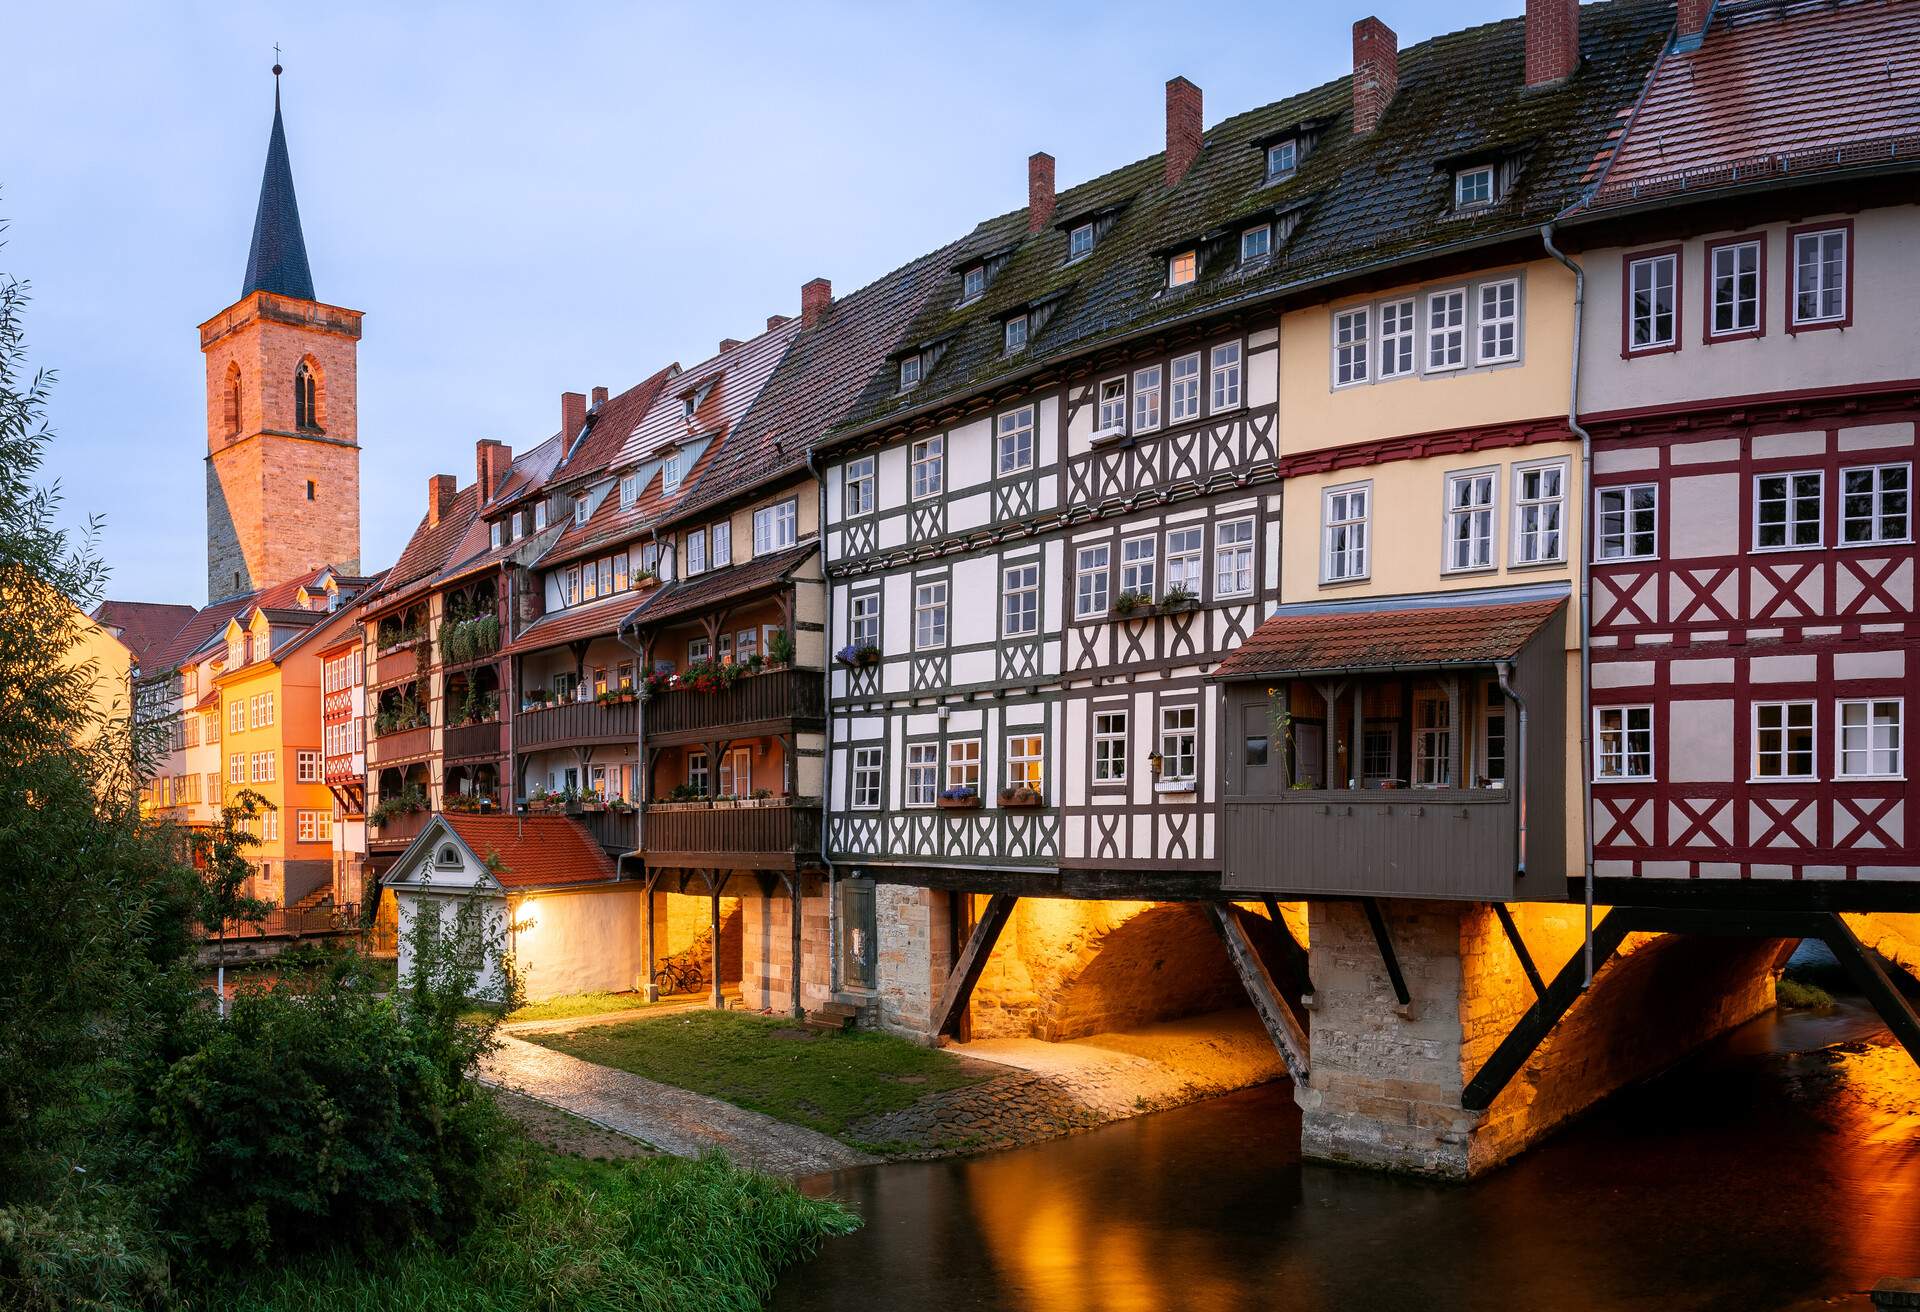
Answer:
[240,60,316,301]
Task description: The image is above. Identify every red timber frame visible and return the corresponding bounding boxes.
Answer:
[1586,387,1920,889]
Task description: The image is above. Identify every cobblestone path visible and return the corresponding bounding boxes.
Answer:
[480,1035,879,1176]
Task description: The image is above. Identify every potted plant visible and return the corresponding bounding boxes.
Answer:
[523,687,551,711]
[836,643,882,669]
[609,796,636,814]
[938,786,980,810]
[578,786,606,813]
[1112,589,1152,617]
[767,629,796,668]
[998,785,1044,808]
[1159,583,1199,613]
[368,785,427,830]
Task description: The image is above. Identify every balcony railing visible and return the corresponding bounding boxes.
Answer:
[367,807,429,848]
[515,697,637,751]
[646,667,824,742]
[643,798,822,870]
[1221,789,1519,901]
[579,807,638,858]
[366,723,431,766]
[444,719,503,760]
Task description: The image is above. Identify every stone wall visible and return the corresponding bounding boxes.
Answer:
[873,884,954,1040]
[740,878,833,1015]
[1843,912,1920,986]
[654,893,741,988]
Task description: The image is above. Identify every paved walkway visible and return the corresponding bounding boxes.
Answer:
[480,1034,878,1176]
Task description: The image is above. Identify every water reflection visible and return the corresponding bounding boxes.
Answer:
[777,1002,1920,1312]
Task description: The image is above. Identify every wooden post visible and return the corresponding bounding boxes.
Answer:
[1445,674,1463,787]
[1351,684,1364,788]
[708,874,724,1010]
[788,873,804,1019]
[642,870,660,1000]
[1205,902,1310,1083]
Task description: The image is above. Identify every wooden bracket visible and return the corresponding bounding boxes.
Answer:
[1361,897,1411,1006]
[1819,912,1920,1070]
[1493,903,1546,1000]
[933,893,1016,1038]
[1207,901,1310,1084]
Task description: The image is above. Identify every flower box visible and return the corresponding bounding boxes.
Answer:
[998,787,1044,809]
[938,791,981,810]
[836,644,883,669]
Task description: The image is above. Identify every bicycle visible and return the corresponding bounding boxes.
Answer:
[653,957,708,997]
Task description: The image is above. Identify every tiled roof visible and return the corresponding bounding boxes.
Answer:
[241,89,315,301]
[548,367,680,491]
[823,0,1671,447]
[536,436,723,569]
[504,588,648,656]
[140,564,346,677]
[614,321,800,471]
[441,813,619,889]
[383,485,482,598]
[664,245,965,527]
[1586,0,1920,210]
[91,601,196,668]
[622,541,816,632]
[1212,591,1566,679]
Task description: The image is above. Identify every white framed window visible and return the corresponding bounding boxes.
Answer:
[1075,544,1110,618]
[687,528,708,575]
[914,580,948,650]
[1097,377,1127,434]
[1240,225,1271,263]
[1069,223,1095,260]
[1595,705,1654,781]
[490,521,504,550]
[905,743,938,807]
[1454,165,1494,208]
[1596,484,1658,561]
[296,750,321,783]
[687,750,711,796]
[1168,250,1197,288]
[1002,562,1040,637]
[228,752,245,784]
[851,746,882,810]
[717,748,751,798]
[1841,464,1910,545]
[1215,518,1254,597]
[946,738,981,792]
[1792,227,1848,326]
[573,495,590,526]
[1512,460,1567,565]
[534,499,549,531]
[962,265,985,303]
[898,354,922,390]
[1094,710,1128,783]
[261,808,278,842]
[753,498,799,553]
[1753,701,1817,781]
[711,521,732,567]
[849,591,880,650]
[1627,252,1678,352]
[1709,239,1762,337]
[1413,691,1452,787]
[661,451,683,493]
[1754,471,1823,550]
[687,636,711,663]
[1444,469,1497,572]
[1170,353,1202,423]
[1159,705,1197,783]
[1839,699,1903,779]
[1006,734,1044,793]
[297,810,332,843]
[229,699,245,735]
[1133,365,1162,433]
[1265,139,1297,182]
[1334,307,1369,387]
[1477,278,1519,363]
[997,405,1035,475]
[1362,727,1398,785]
[1378,298,1415,378]
[1426,289,1466,371]
[1121,536,1157,598]
[619,474,638,509]
[1323,483,1370,582]
[1004,315,1029,353]
[1209,343,1242,411]
[911,436,944,500]
[1165,526,1204,597]
[844,456,876,517]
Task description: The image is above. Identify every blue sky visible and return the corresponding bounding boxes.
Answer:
[9,1,1516,604]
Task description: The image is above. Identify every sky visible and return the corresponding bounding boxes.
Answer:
[8,0,1517,606]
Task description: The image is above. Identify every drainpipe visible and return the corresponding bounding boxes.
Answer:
[1496,660,1528,879]
[804,446,841,995]
[1542,221,1597,989]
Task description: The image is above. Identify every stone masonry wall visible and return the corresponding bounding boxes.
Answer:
[873,884,954,1040]
[1844,912,1920,986]
[740,879,832,1016]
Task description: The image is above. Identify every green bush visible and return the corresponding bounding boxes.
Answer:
[0,1199,171,1312]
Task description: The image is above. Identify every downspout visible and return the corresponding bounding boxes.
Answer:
[804,446,841,995]
[1496,660,1528,879]
[1541,221,1597,989]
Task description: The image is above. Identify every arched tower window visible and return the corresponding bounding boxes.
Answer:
[223,363,242,438]
[294,360,321,432]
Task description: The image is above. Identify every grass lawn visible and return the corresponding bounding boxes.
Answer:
[457,989,658,1027]
[530,1010,989,1138]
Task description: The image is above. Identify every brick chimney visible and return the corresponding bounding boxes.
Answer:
[1675,0,1714,47]
[561,391,586,440]
[427,474,456,527]
[801,278,832,328]
[475,439,512,502]
[590,385,608,407]
[1028,152,1056,232]
[719,337,744,353]
[1525,0,1580,87]
[1352,18,1399,135]
[1164,78,1202,186]
[767,314,792,331]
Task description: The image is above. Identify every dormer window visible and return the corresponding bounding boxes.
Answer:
[573,495,589,527]
[899,354,923,390]
[1265,139,1297,183]
[681,396,697,421]
[662,450,683,494]
[490,521,504,550]
[1455,165,1495,209]
[961,265,986,304]
[1240,226,1271,263]
[619,473,638,510]
[1004,315,1029,354]
[1068,223,1095,261]
[534,500,549,531]
[1168,250,1197,288]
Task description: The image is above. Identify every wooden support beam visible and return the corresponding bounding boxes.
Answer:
[1260,896,1315,1004]
[708,876,724,1010]
[642,869,660,999]
[1463,909,1633,1111]
[1493,903,1546,1000]
[1360,897,1410,1006]
[1819,913,1920,1071]
[1205,902,1310,1084]
[933,892,1016,1038]
[786,873,804,1020]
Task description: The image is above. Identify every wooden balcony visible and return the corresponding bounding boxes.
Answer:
[444,719,504,761]
[1221,789,1523,901]
[366,723,431,766]
[579,807,638,859]
[367,807,429,849]
[645,668,825,745]
[642,799,822,870]
[515,698,637,751]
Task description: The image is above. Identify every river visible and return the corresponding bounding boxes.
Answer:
[775,1000,1920,1311]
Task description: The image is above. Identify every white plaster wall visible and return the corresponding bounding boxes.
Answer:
[509,886,648,1001]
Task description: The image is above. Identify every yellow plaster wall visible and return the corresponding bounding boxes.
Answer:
[1277,258,1574,455]
[67,613,132,750]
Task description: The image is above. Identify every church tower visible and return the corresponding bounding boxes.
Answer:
[202,66,362,601]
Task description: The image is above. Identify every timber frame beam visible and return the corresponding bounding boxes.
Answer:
[1361,898,1410,1007]
[1207,902,1310,1083]
[933,893,1017,1038]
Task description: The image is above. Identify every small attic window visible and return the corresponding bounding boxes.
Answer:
[490,521,504,550]
[573,495,589,526]
[1003,315,1029,354]
[1068,223,1095,261]
[435,843,461,867]
[1455,165,1495,210]
[899,354,923,390]
[1240,225,1272,263]
[619,473,639,509]
[1265,139,1298,183]
[1168,250,1198,288]
[662,450,684,494]
[961,265,986,304]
